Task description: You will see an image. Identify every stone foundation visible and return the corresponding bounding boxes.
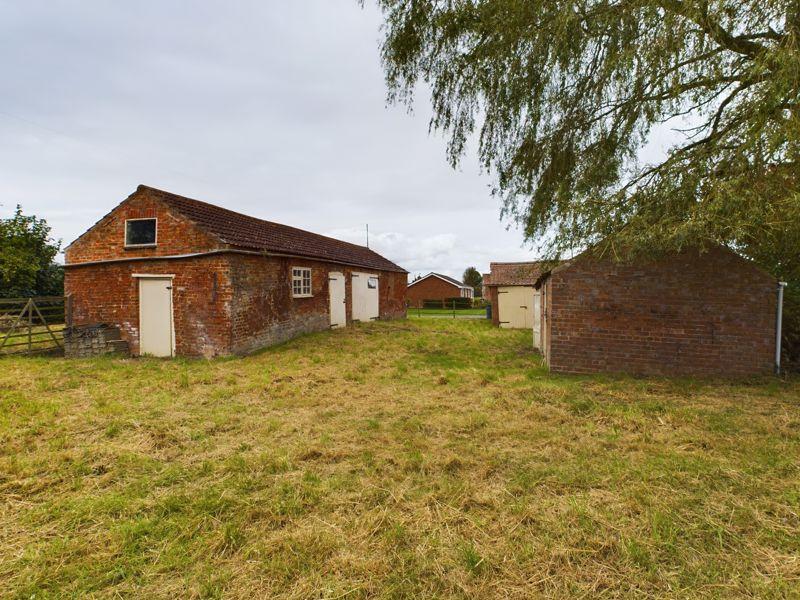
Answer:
[64,324,130,358]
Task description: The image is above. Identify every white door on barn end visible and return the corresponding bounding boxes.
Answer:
[138,277,174,357]
[351,272,379,322]
[532,290,542,348]
[498,286,533,329]
[329,272,346,328]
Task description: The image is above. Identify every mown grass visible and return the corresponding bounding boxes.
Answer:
[0,319,798,598]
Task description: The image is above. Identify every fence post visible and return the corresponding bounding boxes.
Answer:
[27,299,32,352]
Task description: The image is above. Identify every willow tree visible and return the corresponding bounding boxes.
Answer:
[368,0,800,256]
[368,0,800,360]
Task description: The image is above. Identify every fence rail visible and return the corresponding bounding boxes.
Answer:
[0,296,71,356]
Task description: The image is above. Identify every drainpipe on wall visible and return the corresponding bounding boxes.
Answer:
[775,281,788,375]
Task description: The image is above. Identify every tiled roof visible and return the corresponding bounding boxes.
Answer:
[484,261,546,286]
[143,186,407,273]
[408,272,470,289]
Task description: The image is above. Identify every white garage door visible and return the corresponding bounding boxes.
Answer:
[352,272,379,322]
[498,286,533,329]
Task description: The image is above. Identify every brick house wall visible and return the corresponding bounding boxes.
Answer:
[65,255,234,357]
[543,247,777,376]
[407,276,461,308]
[64,186,407,358]
[229,255,406,355]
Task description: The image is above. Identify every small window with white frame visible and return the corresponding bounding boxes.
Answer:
[292,267,312,297]
[125,218,157,247]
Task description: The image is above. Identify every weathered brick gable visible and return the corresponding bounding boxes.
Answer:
[544,247,777,376]
[65,188,224,264]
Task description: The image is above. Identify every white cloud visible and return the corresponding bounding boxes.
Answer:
[0,0,680,275]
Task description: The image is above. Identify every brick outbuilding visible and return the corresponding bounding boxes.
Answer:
[533,246,780,377]
[484,262,545,329]
[64,185,407,357]
[406,272,474,308]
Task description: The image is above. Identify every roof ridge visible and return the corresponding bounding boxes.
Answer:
[140,184,385,256]
[135,185,405,273]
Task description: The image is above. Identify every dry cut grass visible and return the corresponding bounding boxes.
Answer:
[0,319,799,598]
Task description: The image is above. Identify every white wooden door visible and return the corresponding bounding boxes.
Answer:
[498,286,533,329]
[351,272,379,322]
[532,290,542,348]
[139,278,174,357]
[329,271,346,328]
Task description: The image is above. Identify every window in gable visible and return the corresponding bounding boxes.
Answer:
[292,267,312,297]
[125,218,157,247]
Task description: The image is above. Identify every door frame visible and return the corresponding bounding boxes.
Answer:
[328,271,346,328]
[134,274,175,357]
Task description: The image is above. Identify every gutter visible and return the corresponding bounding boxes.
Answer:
[776,281,788,375]
[63,248,408,274]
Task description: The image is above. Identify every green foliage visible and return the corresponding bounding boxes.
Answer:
[0,206,62,298]
[462,266,483,295]
[369,0,800,362]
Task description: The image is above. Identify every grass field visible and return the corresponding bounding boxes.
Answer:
[1,319,799,598]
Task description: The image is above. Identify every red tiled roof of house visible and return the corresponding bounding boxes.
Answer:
[484,261,546,286]
[408,272,471,289]
[142,185,407,273]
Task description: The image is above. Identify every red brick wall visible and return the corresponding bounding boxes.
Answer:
[228,256,407,354]
[545,247,777,376]
[66,255,407,358]
[407,276,460,308]
[65,256,233,358]
[65,187,222,264]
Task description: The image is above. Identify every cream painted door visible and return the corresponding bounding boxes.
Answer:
[351,272,379,322]
[498,286,533,329]
[532,290,542,348]
[329,272,346,328]
[139,278,174,357]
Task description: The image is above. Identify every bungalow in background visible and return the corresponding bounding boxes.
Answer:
[406,272,474,308]
[484,262,545,329]
[532,246,781,377]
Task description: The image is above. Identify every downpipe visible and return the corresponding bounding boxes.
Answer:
[776,281,788,375]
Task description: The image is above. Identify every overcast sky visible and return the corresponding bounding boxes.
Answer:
[0,1,676,281]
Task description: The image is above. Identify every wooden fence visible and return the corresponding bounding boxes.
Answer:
[0,296,71,356]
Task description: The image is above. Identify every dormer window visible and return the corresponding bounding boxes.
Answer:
[125,218,157,247]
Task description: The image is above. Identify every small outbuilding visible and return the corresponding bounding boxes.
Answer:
[406,272,474,308]
[64,185,407,358]
[533,246,781,377]
[483,262,545,329]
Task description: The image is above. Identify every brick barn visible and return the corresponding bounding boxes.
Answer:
[406,272,474,308]
[484,262,545,329]
[532,246,781,377]
[64,185,407,358]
